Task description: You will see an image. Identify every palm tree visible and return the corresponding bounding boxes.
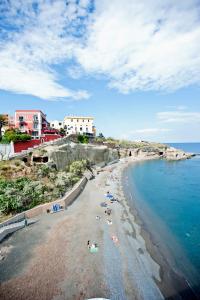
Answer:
[0,114,7,141]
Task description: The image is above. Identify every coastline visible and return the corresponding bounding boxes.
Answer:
[119,156,199,300]
[0,155,198,299]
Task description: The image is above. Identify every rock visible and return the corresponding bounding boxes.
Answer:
[164,147,193,160]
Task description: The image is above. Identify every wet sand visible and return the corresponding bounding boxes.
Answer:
[0,156,196,299]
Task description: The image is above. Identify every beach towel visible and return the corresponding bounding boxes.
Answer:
[89,245,99,253]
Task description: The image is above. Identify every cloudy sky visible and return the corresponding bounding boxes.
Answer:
[0,0,200,142]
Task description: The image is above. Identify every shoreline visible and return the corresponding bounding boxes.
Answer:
[118,156,199,300]
[0,155,199,299]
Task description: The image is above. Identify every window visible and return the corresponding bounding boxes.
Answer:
[80,127,82,131]
[19,116,24,122]
[83,119,84,122]
[77,119,79,122]
[32,131,39,137]
[52,124,54,127]
[88,119,90,122]
[64,125,67,129]
[33,123,38,129]
[59,122,62,126]
[86,127,88,132]
[71,119,73,122]
[33,115,38,121]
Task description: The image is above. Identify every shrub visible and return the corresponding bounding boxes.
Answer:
[0,178,47,214]
[69,160,87,177]
[77,134,89,144]
[2,129,31,143]
[37,165,51,177]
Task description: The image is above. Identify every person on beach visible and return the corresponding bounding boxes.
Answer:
[105,208,112,215]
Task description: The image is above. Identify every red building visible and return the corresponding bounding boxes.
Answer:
[15,110,49,139]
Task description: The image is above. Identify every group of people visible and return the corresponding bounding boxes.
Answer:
[87,190,117,253]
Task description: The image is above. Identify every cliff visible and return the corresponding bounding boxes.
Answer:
[29,140,193,170]
[163,147,194,160]
[31,142,119,170]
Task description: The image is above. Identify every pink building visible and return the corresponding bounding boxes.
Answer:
[15,110,49,139]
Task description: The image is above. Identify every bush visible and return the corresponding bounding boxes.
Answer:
[0,160,88,216]
[69,160,87,177]
[2,129,31,143]
[0,178,47,214]
[37,165,51,177]
[77,134,89,144]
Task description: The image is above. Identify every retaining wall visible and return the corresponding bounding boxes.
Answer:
[13,135,61,153]
[0,212,25,228]
[0,143,14,160]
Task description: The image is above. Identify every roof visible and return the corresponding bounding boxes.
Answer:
[15,110,45,114]
[64,116,94,120]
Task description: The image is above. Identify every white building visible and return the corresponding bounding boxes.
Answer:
[50,120,63,130]
[63,116,95,136]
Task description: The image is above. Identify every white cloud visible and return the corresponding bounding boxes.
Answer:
[76,0,200,93]
[157,111,200,123]
[0,0,91,100]
[1,0,200,99]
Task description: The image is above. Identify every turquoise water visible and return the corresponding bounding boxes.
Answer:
[125,143,200,291]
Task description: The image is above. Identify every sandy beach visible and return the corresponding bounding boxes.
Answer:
[0,156,195,300]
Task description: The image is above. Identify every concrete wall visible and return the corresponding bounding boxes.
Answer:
[0,212,25,228]
[13,135,62,153]
[0,143,14,160]
[0,221,25,242]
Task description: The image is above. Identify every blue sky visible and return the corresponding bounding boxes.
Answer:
[0,0,200,142]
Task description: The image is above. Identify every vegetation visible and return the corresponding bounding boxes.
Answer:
[93,135,168,150]
[1,129,31,143]
[77,134,89,144]
[59,128,66,136]
[0,159,88,216]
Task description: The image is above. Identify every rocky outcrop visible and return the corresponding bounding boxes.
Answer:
[30,140,193,170]
[119,145,193,161]
[163,147,193,160]
[32,142,119,170]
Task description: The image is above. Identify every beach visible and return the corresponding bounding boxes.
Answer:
[0,156,194,300]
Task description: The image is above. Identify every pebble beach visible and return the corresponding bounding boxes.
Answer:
[0,156,192,300]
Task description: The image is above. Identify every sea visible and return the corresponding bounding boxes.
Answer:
[124,143,200,296]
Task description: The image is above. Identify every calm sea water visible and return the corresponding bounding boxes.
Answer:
[125,143,200,291]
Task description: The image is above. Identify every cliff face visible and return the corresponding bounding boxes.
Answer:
[30,140,193,171]
[163,147,193,160]
[38,142,119,170]
[118,145,193,161]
